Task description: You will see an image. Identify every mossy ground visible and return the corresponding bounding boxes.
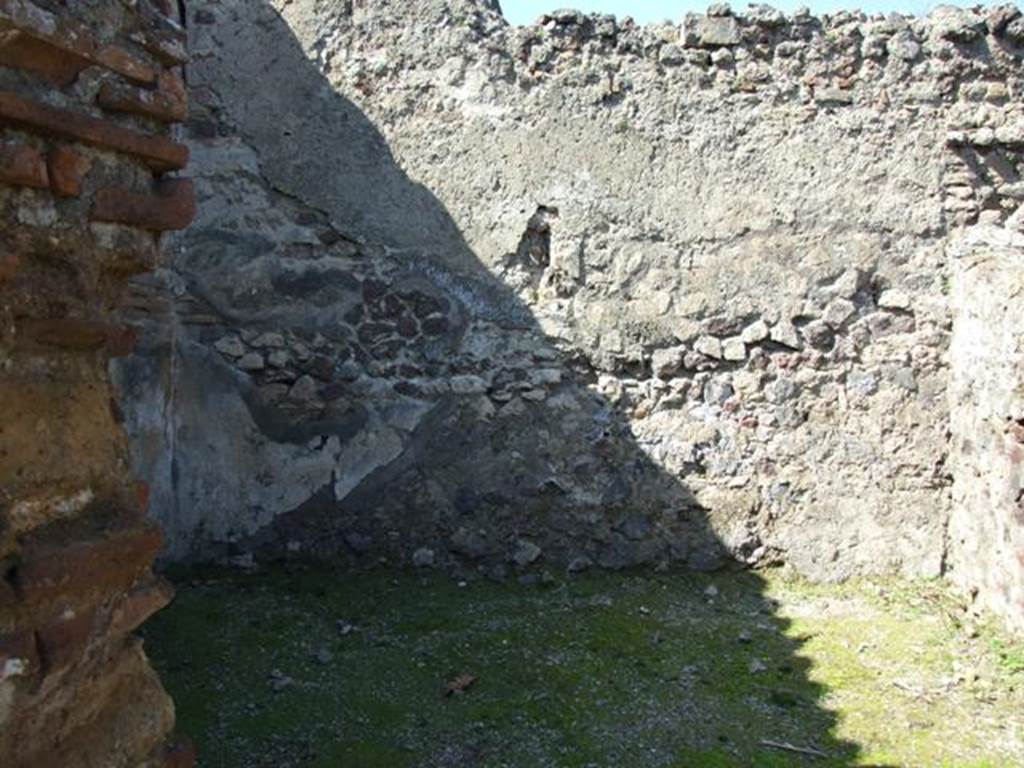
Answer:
[142,565,1024,768]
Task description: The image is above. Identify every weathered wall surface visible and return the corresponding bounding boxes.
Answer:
[117,0,1024,619]
[0,1,194,765]
[948,226,1024,632]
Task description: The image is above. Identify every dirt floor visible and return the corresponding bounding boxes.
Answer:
[142,565,1024,767]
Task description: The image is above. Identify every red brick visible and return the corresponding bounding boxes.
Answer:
[36,607,97,675]
[0,1,94,58]
[0,0,157,84]
[97,76,187,124]
[0,0,92,51]
[0,91,188,172]
[14,523,163,607]
[92,178,196,232]
[0,142,48,189]
[159,69,188,110]
[16,318,138,356]
[47,146,92,198]
[0,32,88,86]
[95,45,157,85]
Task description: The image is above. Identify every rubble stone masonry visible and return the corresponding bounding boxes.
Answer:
[115,0,1024,631]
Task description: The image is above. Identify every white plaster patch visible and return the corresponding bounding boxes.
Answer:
[10,488,95,533]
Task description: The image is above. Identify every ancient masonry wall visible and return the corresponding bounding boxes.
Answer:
[0,1,195,765]
[115,0,1024,628]
[948,226,1024,632]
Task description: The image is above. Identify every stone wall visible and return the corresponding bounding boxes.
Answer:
[948,226,1024,633]
[0,1,194,765]
[115,0,1024,623]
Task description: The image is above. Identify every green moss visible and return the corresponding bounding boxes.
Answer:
[990,637,1024,675]
[142,567,1023,768]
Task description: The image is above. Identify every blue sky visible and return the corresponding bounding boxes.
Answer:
[500,0,996,24]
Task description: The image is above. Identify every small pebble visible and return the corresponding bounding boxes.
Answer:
[268,669,295,691]
[337,620,355,636]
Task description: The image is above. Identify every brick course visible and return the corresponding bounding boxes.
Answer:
[0,91,189,171]
[0,141,48,189]
[92,178,197,231]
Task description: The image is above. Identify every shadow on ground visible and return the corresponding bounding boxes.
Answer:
[144,565,1024,767]
[146,567,868,767]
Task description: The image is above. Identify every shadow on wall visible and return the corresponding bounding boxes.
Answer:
[115,1,869,763]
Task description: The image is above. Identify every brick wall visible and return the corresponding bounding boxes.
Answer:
[0,1,194,765]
